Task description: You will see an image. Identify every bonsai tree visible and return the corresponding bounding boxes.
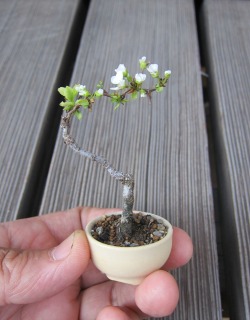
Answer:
[58,56,171,240]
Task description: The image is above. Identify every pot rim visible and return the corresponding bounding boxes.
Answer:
[85,211,173,250]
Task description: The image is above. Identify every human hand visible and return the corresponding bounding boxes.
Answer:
[0,207,193,320]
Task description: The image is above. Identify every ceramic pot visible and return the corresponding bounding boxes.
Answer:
[85,211,173,285]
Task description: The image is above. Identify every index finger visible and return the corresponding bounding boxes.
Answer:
[0,207,117,249]
[41,206,119,242]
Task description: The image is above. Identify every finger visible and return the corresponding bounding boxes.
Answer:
[163,227,193,270]
[80,270,179,319]
[41,207,119,243]
[81,260,108,288]
[0,230,89,306]
[96,306,140,320]
[80,281,139,319]
[1,207,118,250]
[135,270,179,317]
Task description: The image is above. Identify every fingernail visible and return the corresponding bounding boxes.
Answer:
[51,232,75,261]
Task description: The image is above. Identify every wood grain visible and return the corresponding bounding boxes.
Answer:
[201,1,250,319]
[0,0,82,221]
[40,0,222,319]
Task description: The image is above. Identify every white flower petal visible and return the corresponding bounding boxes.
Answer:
[139,56,146,63]
[97,88,104,95]
[118,79,126,88]
[75,84,86,92]
[75,85,88,96]
[135,73,146,83]
[115,64,126,73]
[111,71,124,84]
[110,79,125,91]
[95,88,104,96]
[147,64,158,74]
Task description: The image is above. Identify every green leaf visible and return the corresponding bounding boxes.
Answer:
[58,86,78,102]
[59,101,75,108]
[131,91,138,100]
[74,110,82,120]
[64,106,73,111]
[114,103,120,110]
[110,94,120,103]
[65,86,78,102]
[76,99,89,107]
[58,87,67,97]
[121,98,128,104]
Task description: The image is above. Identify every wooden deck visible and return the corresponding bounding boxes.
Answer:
[200,1,250,319]
[0,0,249,319]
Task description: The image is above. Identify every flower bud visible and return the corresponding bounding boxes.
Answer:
[115,64,127,75]
[164,70,171,79]
[135,73,146,84]
[95,88,104,97]
[75,84,88,96]
[139,56,148,70]
[147,64,159,78]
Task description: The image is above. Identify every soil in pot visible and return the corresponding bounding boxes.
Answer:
[90,212,169,247]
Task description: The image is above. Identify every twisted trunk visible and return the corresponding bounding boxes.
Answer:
[60,108,135,236]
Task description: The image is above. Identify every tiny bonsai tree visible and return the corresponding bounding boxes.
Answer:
[58,56,171,241]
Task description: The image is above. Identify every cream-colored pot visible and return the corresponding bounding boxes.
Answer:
[85,211,173,285]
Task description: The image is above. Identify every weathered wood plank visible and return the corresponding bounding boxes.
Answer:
[201,1,250,319]
[0,0,84,221]
[40,0,221,318]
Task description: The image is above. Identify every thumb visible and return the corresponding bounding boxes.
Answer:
[0,230,90,306]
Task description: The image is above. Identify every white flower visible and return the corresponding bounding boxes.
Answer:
[111,71,124,84]
[75,84,84,91]
[147,64,158,75]
[110,79,126,91]
[97,88,103,95]
[139,56,146,63]
[115,64,126,74]
[164,70,171,78]
[75,84,87,96]
[95,88,104,96]
[135,73,146,84]
[140,91,146,97]
[110,69,126,90]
